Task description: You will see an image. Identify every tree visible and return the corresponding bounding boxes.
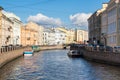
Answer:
[0,6,3,10]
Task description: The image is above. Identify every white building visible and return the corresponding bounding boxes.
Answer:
[54,29,66,45]
[43,28,66,45]
[3,11,22,45]
[43,28,55,45]
[10,17,22,45]
[0,14,13,46]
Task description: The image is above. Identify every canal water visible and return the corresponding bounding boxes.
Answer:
[0,50,120,80]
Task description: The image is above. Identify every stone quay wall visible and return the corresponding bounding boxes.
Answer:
[40,45,64,50]
[0,45,64,68]
[83,50,120,66]
[70,44,120,66]
[0,46,32,68]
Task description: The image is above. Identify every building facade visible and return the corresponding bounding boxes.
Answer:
[88,4,108,45]
[106,0,119,47]
[75,29,88,44]
[67,29,75,44]
[88,0,120,47]
[21,22,39,46]
[43,28,55,45]
[0,14,13,47]
[3,11,22,45]
[88,11,101,45]
[101,4,108,46]
[54,29,66,45]
[56,27,75,44]
[10,18,22,45]
[38,25,44,45]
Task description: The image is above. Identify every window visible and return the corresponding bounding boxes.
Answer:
[108,22,116,34]
[118,19,120,31]
[108,36,116,44]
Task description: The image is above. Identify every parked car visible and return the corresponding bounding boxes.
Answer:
[105,46,113,52]
[99,45,113,52]
[114,46,120,52]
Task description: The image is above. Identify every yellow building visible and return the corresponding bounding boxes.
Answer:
[67,29,75,44]
[75,29,88,44]
[21,22,41,46]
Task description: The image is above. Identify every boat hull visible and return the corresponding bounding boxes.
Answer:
[67,50,83,58]
[23,51,33,56]
[67,53,82,58]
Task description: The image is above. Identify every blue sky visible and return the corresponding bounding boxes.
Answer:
[0,0,109,29]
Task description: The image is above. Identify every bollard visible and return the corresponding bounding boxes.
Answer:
[3,47,5,52]
[6,47,8,52]
[1,48,3,53]
[97,45,99,51]
[5,47,7,52]
[104,47,106,52]
[11,46,12,51]
[13,46,15,50]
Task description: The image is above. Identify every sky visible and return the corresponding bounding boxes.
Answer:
[0,0,109,30]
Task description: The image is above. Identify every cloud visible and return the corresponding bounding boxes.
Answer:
[27,13,63,27]
[70,13,92,27]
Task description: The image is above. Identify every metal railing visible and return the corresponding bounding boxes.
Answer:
[0,45,29,53]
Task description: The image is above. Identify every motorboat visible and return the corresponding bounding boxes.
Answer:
[23,50,33,56]
[67,50,83,58]
[32,45,40,52]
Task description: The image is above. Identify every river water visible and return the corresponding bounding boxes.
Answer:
[0,50,120,80]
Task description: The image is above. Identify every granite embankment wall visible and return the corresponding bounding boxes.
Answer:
[0,45,64,68]
[82,47,120,66]
[83,50,120,66]
[40,45,64,50]
[70,44,120,66]
[0,47,32,68]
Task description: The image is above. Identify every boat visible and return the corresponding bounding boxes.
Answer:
[23,50,33,56]
[67,50,83,58]
[32,45,40,52]
[63,46,67,49]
